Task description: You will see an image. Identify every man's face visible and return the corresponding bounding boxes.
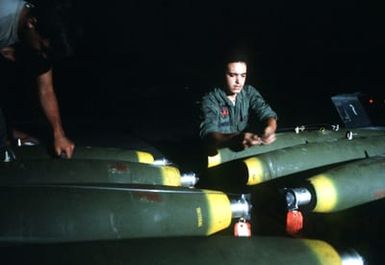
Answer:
[225,62,247,95]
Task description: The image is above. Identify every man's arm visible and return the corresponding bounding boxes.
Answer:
[36,69,75,158]
[261,117,277,144]
[247,86,278,145]
[204,132,238,150]
[204,131,262,154]
[206,117,277,151]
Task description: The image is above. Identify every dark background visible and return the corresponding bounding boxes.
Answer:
[65,0,384,116]
[1,0,383,163]
[2,0,382,171]
[6,0,385,143]
[64,0,385,152]
[2,1,385,263]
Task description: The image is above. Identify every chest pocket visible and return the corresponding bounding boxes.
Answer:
[236,100,249,131]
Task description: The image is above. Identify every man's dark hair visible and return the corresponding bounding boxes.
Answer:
[28,0,74,58]
[222,49,249,72]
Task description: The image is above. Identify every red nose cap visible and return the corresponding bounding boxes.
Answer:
[286,210,303,236]
[234,218,252,237]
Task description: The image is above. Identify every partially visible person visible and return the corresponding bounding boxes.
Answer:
[0,0,75,158]
[199,54,278,155]
[0,108,9,161]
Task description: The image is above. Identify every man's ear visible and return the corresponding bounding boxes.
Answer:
[0,47,16,62]
[27,16,38,29]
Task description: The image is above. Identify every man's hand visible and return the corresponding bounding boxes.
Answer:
[261,125,276,144]
[54,135,75,158]
[242,132,262,148]
[36,70,75,158]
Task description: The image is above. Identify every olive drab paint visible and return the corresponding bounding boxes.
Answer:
[208,128,385,167]
[0,159,188,186]
[11,145,155,164]
[0,185,235,243]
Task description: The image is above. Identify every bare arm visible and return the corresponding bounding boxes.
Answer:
[36,70,75,158]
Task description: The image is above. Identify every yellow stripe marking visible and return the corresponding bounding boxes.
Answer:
[243,157,264,185]
[208,152,221,168]
[303,239,341,265]
[196,207,203,227]
[136,151,154,164]
[309,174,338,212]
[203,190,232,235]
[161,166,181,186]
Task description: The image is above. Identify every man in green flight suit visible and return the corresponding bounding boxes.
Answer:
[199,54,278,155]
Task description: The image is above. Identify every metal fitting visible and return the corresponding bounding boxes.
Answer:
[283,188,312,210]
[180,172,198,187]
[340,249,366,265]
[231,194,252,220]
